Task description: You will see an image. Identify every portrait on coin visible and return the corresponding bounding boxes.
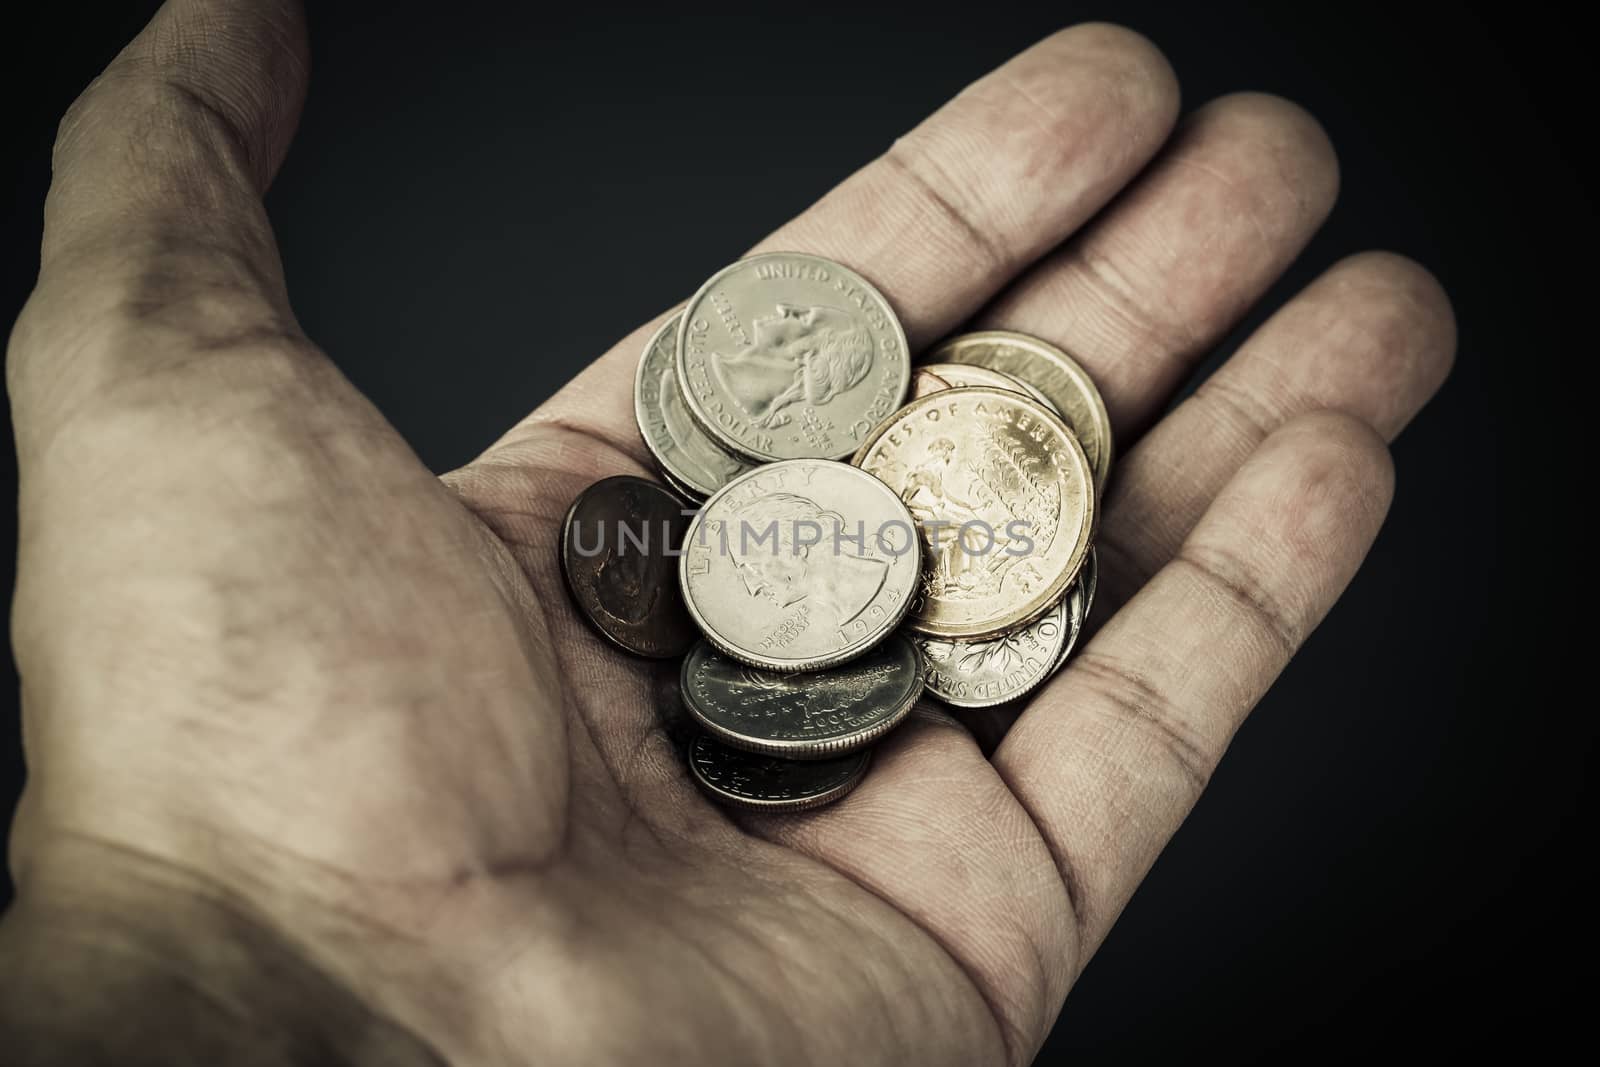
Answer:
[591,484,666,624]
[711,303,873,428]
[723,491,889,628]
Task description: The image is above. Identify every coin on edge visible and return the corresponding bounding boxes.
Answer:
[925,331,1113,491]
[1049,548,1097,678]
[917,361,1059,414]
[560,475,696,658]
[688,732,870,813]
[634,313,757,500]
[679,459,921,672]
[854,387,1096,640]
[681,633,923,758]
[676,252,910,463]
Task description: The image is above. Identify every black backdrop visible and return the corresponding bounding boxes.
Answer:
[1,2,1587,1062]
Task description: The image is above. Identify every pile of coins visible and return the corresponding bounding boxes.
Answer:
[561,252,1110,812]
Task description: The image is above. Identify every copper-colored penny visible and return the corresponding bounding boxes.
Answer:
[560,476,696,658]
[909,367,955,399]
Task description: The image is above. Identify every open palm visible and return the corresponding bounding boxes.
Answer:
[2,3,1454,1065]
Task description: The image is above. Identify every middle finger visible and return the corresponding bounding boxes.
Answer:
[977,91,1341,437]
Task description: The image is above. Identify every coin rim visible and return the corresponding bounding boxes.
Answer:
[633,311,754,500]
[919,596,1072,709]
[679,635,925,758]
[1049,548,1097,677]
[559,474,696,660]
[917,361,1060,415]
[678,458,923,672]
[687,733,872,813]
[851,386,1097,640]
[674,251,912,463]
[922,548,1097,708]
[925,330,1114,491]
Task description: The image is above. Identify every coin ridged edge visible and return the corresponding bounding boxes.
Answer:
[687,738,872,813]
[656,461,708,505]
[677,460,923,672]
[632,310,752,501]
[850,387,1096,640]
[1049,548,1097,677]
[679,640,925,759]
[674,251,912,464]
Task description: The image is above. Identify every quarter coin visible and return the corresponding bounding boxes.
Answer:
[634,313,757,500]
[676,252,910,463]
[925,331,1114,491]
[560,475,696,658]
[919,548,1096,707]
[919,597,1071,708]
[679,459,921,671]
[853,387,1095,640]
[680,634,923,758]
[687,732,870,813]
[678,457,928,668]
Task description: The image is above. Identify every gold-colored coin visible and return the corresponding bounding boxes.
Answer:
[916,361,1059,414]
[923,331,1113,491]
[852,386,1096,640]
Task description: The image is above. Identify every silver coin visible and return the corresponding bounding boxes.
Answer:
[634,314,757,500]
[921,549,1097,708]
[1048,548,1097,678]
[681,634,923,759]
[676,252,910,462]
[679,459,921,672]
[918,597,1071,708]
[655,463,705,507]
[687,732,870,813]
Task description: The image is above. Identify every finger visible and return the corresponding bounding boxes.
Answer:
[1096,251,1455,608]
[487,24,1181,479]
[995,412,1395,960]
[977,92,1340,436]
[9,0,312,449]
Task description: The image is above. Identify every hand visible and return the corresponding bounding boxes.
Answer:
[0,3,1454,1064]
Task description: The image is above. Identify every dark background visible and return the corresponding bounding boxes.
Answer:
[1,2,1587,1062]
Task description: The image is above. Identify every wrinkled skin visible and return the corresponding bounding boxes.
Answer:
[0,3,1454,1065]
